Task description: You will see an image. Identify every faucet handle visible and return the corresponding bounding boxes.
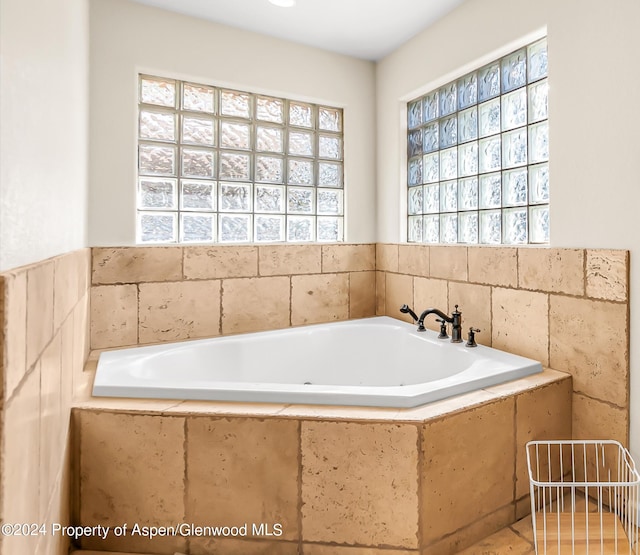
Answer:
[466,327,481,348]
[435,318,449,340]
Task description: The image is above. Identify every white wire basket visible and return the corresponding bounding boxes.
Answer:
[527,440,640,554]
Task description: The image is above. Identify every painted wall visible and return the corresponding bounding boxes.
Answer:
[376,0,640,460]
[0,0,89,272]
[88,0,377,246]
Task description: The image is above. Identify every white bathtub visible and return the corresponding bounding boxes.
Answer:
[93,317,542,408]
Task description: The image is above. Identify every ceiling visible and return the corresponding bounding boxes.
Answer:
[130,0,467,61]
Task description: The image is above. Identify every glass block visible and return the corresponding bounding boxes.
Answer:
[502,128,528,169]
[319,107,342,132]
[287,187,314,214]
[319,135,342,160]
[529,205,550,243]
[503,168,528,206]
[440,180,458,212]
[528,38,548,82]
[479,173,501,209]
[479,98,501,137]
[423,122,439,153]
[181,180,215,211]
[458,177,478,211]
[502,88,527,131]
[479,136,501,173]
[219,214,251,243]
[408,100,422,129]
[423,215,439,243]
[408,157,423,186]
[182,116,215,146]
[181,148,215,178]
[289,130,314,156]
[529,121,549,163]
[220,121,251,150]
[219,182,252,212]
[424,184,440,214]
[138,211,177,243]
[423,153,439,184]
[439,116,457,148]
[139,110,176,142]
[458,73,478,110]
[440,147,458,180]
[458,212,479,244]
[478,63,500,101]
[529,163,549,204]
[287,216,315,241]
[289,102,313,127]
[423,91,439,122]
[408,129,423,157]
[480,210,501,244]
[317,188,343,215]
[318,162,342,187]
[408,216,423,243]
[458,107,478,143]
[255,184,285,213]
[220,151,250,181]
[256,96,284,123]
[256,155,284,183]
[503,207,528,244]
[138,177,176,209]
[439,83,457,116]
[139,144,176,176]
[220,90,250,118]
[182,83,214,113]
[256,126,284,153]
[140,76,176,107]
[502,49,527,93]
[180,213,215,243]
[458,141,478,177]
[528,79,549,123]
[288,159,314,185]
[408,186,423,215]
[255,215,285,242]
[440,213,458,243]
[317,217,343,242]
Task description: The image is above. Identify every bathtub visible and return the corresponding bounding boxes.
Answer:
[93,316,542,408]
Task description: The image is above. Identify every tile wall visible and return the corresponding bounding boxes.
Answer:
[90,245,376,348]
[377,244,630,447]
[0,249,91,555]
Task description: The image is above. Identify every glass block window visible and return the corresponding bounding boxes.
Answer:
[407,38,549,244]
[137,75,344,243]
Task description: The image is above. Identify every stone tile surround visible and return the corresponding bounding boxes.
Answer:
[89,243,630,448]
[377,244,630,448]
[73,369,571,555]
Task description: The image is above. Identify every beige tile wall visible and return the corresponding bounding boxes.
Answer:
[377,244,630,448]
[74,371,570,555]
[90,244,376,349]
[0,249,91,555]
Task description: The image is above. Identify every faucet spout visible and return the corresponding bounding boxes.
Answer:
[416,305,463,342]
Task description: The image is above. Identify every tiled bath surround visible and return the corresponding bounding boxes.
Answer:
[0,249,91,555]
[73,369,571,554]
[377,244,630,447]
[0,243,626,554]
[89,243,630,446]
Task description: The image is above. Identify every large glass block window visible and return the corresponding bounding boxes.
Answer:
[137,75,344,243]
[407,38,549,244]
